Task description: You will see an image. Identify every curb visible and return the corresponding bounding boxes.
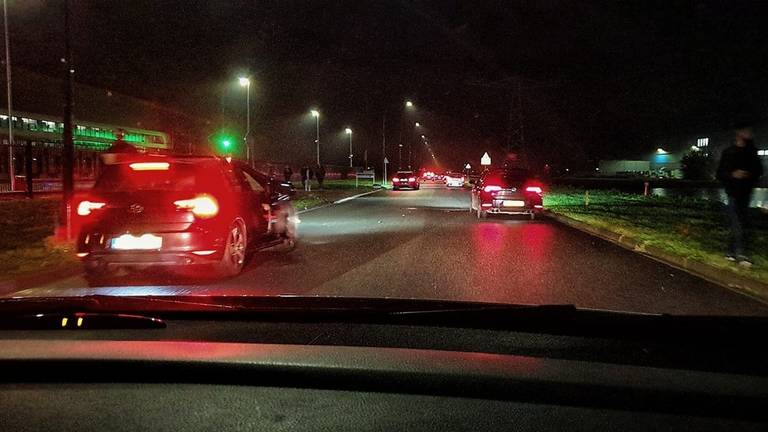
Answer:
[544,210,768,305]
[297,189,382,214]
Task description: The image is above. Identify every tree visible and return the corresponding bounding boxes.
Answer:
[681,151,713,181]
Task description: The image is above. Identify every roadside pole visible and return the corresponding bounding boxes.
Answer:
[381,113,386,186]
[61,0,74,238]
[2,0,14,192]
[383,157,389,188]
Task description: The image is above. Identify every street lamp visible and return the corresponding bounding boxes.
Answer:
[238,76,251,163]
[414,122,421,127]
[311,110,320,165]
[405,100,413,108]
[345,127,353,168]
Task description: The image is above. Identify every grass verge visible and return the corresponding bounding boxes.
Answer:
[0,197,81,282]
[544,188,768,284]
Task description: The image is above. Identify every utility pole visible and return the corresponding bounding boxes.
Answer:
[381,113,386,185]
[62,0,74,231]
[2,0,14,192]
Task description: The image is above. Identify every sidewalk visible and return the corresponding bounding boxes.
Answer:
[544,190,768,304]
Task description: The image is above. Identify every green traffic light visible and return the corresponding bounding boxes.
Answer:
[222,139,231,149]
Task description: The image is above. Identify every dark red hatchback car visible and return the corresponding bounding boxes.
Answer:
[75,155,297,280]
[470,168,544,219]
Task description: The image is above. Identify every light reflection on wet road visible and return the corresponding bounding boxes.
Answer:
[9,185,768,315]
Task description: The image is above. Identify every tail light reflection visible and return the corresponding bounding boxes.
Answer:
[77,200,106,216]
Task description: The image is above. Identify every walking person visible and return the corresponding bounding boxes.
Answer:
[716,127,764,266]
[316,164,326,190]
[300,164,309,191]
[283,165,293,184]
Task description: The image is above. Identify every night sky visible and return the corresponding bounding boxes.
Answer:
[9,0,768,170]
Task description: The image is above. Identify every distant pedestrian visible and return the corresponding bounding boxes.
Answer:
[101,128,138,164]
[283,165,293,184]
[301,164,313,191]
[316,164,326,189]
[106,129,138,154]
[716,127,764,266]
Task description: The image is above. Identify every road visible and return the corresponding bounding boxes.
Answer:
[10,184,768,315]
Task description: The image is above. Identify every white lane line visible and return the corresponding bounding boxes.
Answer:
[298,189,383,214]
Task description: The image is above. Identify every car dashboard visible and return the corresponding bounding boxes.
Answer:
[1,317,767,431]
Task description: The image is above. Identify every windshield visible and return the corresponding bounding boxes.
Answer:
[2,1,768,319]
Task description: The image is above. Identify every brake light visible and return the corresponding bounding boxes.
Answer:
[392,177,400,182]
[483,185,502,193]
[174,194,219,218]
[408,177,416,182]
[129,162,169,171]
[76,200,106,216]
[525,186,543,194]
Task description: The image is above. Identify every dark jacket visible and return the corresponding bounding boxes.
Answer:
[315,165,326,180]
[106,140,138,154]
[716,144,763,196]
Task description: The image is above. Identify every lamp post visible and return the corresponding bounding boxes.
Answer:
[345,127,353,168]
[2,0,13,192]
[238,76,251,163]
[311,110,320,166]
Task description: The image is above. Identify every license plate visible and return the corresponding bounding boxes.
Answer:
[502,200,525,207]
[111,234,162,250]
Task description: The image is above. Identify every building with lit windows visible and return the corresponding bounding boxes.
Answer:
[0,110,169,188]
[0,68,208,191]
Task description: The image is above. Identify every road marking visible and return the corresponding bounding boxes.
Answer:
[298,189,383,214]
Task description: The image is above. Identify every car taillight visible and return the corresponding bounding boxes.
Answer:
[392,178,400,182]
[408,177,416,182]
[174,194,219,218]
[483,185,502,193]
[76,200,106,216]
[525,186,543,194]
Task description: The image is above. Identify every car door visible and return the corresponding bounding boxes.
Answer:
[232,164,270,244]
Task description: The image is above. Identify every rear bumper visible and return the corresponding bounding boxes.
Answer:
[77,229,225,268]
[392,183,419,189]
[479,195,543,214]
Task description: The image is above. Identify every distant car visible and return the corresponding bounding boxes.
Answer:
[470,168,544,219]
[444,172,465,188]
[75,155,298,280]
[392,170,419,190]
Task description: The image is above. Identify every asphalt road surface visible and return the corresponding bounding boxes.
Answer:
[10,184,768,315]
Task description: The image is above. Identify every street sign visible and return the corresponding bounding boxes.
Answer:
[480,152,491,166]
[384,157,389,164]
[464,163,471,170]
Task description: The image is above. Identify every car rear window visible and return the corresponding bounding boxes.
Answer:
[484,169,530,186]
[95,162,215,192]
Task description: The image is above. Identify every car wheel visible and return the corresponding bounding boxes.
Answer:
[216,218,247,277]
[273,203,299,252]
